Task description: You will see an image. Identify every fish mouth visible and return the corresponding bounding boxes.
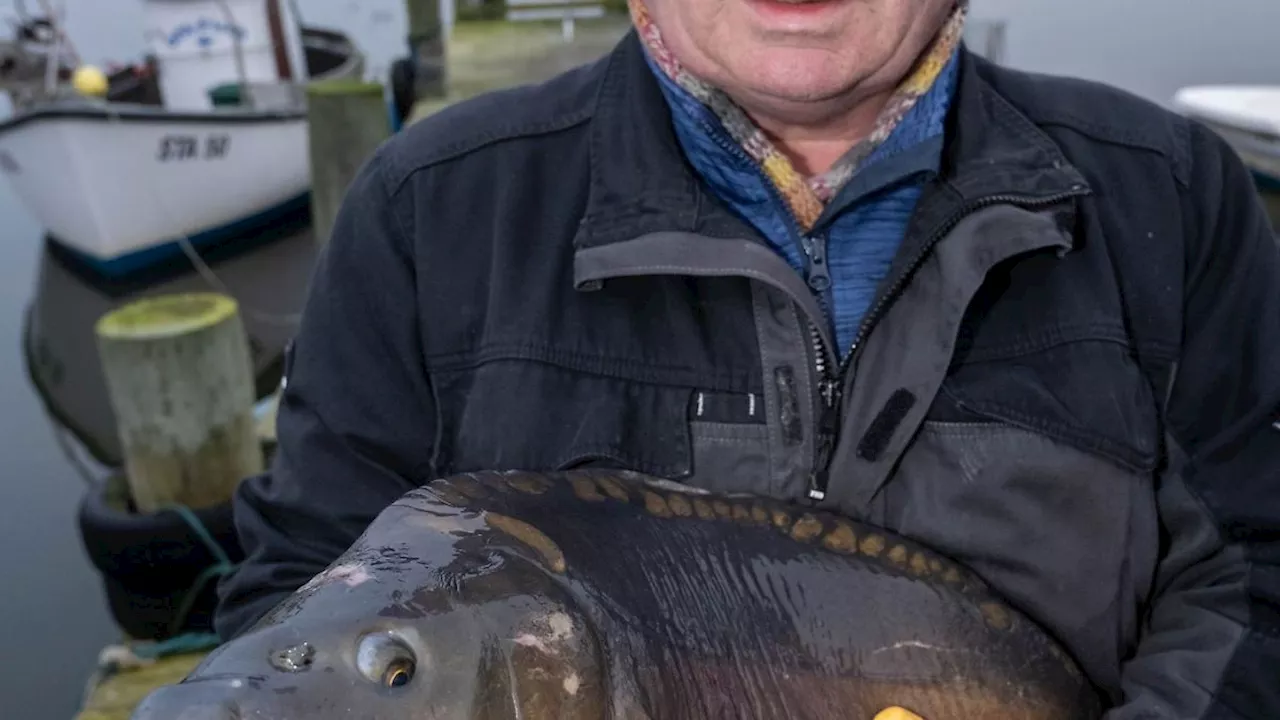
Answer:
[130,678,247,720]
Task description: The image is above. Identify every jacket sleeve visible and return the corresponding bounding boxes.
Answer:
[1108,122,1280,718]
[213,145,437,640]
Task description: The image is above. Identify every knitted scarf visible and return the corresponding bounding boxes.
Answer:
[629,0,967,231]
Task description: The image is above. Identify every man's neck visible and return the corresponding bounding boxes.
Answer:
[740,88,898,176]
[632,0,966,227]
[630,0,964,179]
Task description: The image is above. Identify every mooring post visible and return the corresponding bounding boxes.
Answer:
[305,79,390,246]
[95,293,264,513]
[405,0,448,99]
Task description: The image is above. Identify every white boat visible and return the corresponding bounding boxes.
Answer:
[0,0,367,278]
[1173,85,1280,190]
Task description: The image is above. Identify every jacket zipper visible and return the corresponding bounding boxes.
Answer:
[701,123,834,300]
[804,187,1090,501]
[698,118,1087,502]
[698,124,842,468]
[801,231,833,294]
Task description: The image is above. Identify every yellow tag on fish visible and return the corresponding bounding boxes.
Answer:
[874,708,925,720]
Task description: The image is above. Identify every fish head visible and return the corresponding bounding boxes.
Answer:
[131,489,609,718]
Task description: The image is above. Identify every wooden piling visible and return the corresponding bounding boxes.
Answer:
[406,0,448,99]
[305,79,390,246]
[94,293,263,513]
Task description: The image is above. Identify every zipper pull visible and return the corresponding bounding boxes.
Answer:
[802,233,832,293]
[819,376,839,406]
[808,377,842,502]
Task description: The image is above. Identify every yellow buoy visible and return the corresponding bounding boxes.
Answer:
[71,65,109,97]
[873,708,925,720]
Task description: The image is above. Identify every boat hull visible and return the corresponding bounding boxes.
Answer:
[1194,116,1280,190]
[0,26,365,277]
[0,106,314,271]
[0,108,314,274]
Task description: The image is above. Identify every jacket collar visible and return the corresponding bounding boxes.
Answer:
[572,32,1091,251]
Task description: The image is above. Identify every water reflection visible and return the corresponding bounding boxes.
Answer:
[23,216,315,468]
[0,199,317,717]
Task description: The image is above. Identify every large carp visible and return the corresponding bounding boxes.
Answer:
[132,469,1103,719]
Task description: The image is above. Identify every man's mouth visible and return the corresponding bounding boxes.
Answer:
[752,0,841,5]
[746,0,848,20]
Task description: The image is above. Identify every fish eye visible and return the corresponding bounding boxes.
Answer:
[384,658,414,688]
[355,632,418,689]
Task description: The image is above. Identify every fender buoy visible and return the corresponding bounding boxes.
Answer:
[76,474,244,640]
[98,572,223,642]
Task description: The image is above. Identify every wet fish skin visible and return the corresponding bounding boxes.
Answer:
[131,468,1104,719]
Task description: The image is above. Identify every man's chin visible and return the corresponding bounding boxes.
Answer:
[719,61,868,113]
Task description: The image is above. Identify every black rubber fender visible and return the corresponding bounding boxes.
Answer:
[100,571,222,641]
[76,474,244,585]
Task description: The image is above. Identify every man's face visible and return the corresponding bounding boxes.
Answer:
[645,0,956,120]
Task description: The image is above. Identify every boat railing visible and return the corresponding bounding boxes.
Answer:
[28,0,90,97]
[212,0,251,107]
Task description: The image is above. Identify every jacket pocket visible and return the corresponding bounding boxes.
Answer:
[687,422,771,494]
[682,389,773,495]
[929,335,1160,473]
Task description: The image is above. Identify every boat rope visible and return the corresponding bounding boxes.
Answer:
[158,503,241,639]
[174,230,305,327]
[46,409,101,486]
[183,0,308,327]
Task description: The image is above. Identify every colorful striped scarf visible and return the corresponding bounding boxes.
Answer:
[629,0,967,231]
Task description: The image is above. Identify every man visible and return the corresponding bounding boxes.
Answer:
[215,0,1280,716]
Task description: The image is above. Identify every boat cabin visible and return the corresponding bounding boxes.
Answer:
[141,0,308,111]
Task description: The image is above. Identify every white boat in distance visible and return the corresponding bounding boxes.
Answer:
[0,0,366,278]
[1173,85,1280,191]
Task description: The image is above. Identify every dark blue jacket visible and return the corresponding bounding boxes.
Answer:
[216,31,1280,718]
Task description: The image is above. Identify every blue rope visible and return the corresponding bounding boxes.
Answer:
[119,504,240,661]
[161,504,233,569]
[129,632,223,661]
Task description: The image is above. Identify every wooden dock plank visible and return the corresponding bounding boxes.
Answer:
[76,651,211,720]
